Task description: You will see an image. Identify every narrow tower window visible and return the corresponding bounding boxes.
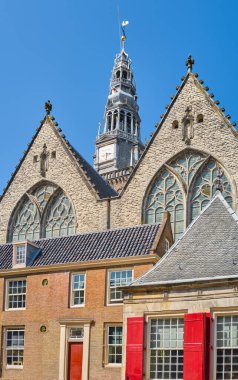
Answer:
[113,110,118,130]
[107,112,112,131]
[119,110,125,130]
[116,70,120,79]
[122,71,127,79]
[127,113,131,134]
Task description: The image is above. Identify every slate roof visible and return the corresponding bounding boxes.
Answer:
[0,224,161,270]
[130,193,238,287]
[68,143,117,198]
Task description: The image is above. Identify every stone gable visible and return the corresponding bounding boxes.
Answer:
[0,117,108,243]
[110,73,238,228]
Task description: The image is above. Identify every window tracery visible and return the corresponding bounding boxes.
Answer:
[145,168,184,241]
[44,191,76,238]
[190,159,232,220]
[9,183,76,242]
[145,150,233,240]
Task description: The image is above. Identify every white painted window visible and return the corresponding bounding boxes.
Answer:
[6,329,24,368]
[216,315,238,379]
[149,318,184,379]
[16,245,26,264]
[108,269,132,304]
[71,273,85,307]
[6,279,26,310]
[105,325,123,365]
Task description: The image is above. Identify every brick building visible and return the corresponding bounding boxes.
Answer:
[123,193,238,380]
[0,31,238,380]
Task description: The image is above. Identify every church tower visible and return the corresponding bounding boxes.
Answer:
[94,39,144,190]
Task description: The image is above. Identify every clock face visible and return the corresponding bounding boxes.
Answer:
[99,145,114,161]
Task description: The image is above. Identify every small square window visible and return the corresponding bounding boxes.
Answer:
[71,273,85,307]
[6,329,24,368]
[104,324,123,366]
[16,246,26,265]
[51,151,56,159]
[6,279,27,310]
[108,269,132,304]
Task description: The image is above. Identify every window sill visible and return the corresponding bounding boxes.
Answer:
[106,302,123,307]
[104,364,122,368]
[70,304,85,308]
[6,365,23,370]
[5,308,26,312]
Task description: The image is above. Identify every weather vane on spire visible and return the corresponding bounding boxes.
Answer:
[121,20,129,50]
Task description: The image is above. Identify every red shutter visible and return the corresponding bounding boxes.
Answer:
[125,317,144,380]
[183,313,206,380]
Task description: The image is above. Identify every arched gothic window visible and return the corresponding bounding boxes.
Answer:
[44,191,76,238]
[144,150,233,240]
[8,182,76,242]
[145,168,184,241]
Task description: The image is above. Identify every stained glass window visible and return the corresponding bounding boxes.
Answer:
[144,150,233,240]
[9,183,76,242]
[11,197,40,242]
[190,158,232,220]
[44,191,76,238]
[145,168,184,241]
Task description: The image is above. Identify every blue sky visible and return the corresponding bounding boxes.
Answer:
[0,0,237,192]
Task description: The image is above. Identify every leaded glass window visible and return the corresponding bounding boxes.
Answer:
[145,168,184,241]
[190,158,232,220]
[9,182,76,242]
[169,150,206,187]
[144,150,233,241]
[44,191,76,238]
[11,197,40,242]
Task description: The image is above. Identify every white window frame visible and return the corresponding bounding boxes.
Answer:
[5,328,25,369]
[5,278,27,311]
[107,268,133,305]
[213,311,238,380]
[70,273,86,308]
[104,323,123,367]
[13,243,27,268]
[146,313,184,380]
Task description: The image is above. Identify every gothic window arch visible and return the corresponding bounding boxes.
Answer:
[144,150,233,240]
[44,190,76,238]
[8,182,76,242]
[145,168,185,241]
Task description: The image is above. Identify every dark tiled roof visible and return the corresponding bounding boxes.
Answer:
[0,224,161,270]
[131,194,238,287]
[69,144,117,198]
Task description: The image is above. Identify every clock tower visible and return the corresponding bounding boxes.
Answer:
[94,45,144,188]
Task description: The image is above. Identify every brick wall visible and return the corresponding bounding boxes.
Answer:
[0,263,152,380]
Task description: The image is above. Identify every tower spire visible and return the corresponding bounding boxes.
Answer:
[94,30,144,184]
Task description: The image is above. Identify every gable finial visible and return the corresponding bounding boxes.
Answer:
[45,100,52,116]
[186,55,195,73]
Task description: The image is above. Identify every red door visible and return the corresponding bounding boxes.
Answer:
[68,342,83,380]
